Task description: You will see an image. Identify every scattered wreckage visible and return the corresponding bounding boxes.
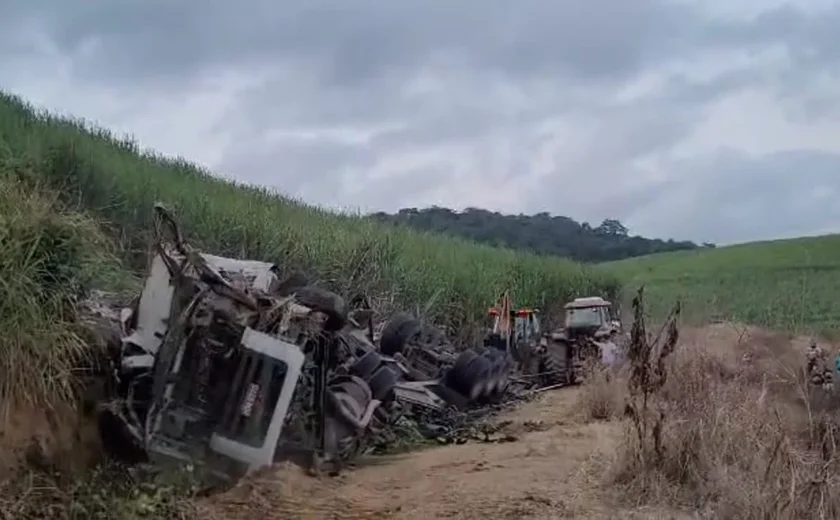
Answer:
[90,205,525,487]
[86,204,621,488]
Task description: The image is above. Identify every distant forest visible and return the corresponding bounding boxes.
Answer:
[370,207,713,263]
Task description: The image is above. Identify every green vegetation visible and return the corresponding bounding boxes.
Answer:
[372,207,704,262]
[0,173,127,414]
[600,235,840,333]
[0,88,619,517]
[0,90,618,337]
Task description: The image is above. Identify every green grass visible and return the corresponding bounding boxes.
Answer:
[0,172,129,416]
[600,235,840,333]
[0,90,619,339]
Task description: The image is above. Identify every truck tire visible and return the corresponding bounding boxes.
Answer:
[294,286,347,331]
[446,349,476,389]
[460,354,493,401]
[542,341,573,385]
[480,348,504,396]
[368,366,399,401]
[488,350,513,396]
[380,313,422,356]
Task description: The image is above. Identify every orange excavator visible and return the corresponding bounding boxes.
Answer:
[484,291,543,370]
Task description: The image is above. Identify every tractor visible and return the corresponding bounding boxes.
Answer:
[482,293,623,388]
[542,296,623,383]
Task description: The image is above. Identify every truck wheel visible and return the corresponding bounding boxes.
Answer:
[380,313,422,355]
[480,349,503,396]
[487,350,512,396]
[294,286,347,331]
[461,355,493,401]
[446,350,476,391]
[368,366,399,401]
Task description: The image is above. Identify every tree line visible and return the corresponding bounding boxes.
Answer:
[369,207,712,263]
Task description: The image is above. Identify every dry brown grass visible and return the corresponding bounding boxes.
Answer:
[578,363,627,422]
[585,287,840,519]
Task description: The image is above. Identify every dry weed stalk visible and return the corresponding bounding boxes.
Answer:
[623,286,680,471]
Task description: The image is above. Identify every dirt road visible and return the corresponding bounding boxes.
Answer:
[196,387,690,519]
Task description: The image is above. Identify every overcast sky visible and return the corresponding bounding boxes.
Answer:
[2,0,840,245]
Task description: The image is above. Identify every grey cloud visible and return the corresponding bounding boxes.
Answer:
[3,0,840,246]
[625,150,840,244]
[710,4,840,77]
[13,0,712,90]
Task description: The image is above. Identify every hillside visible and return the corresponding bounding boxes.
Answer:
[0,87,619,431]
[600,234,840,333]
[371,206,706,262]
[0,91,618,334]
[0,89,621,514]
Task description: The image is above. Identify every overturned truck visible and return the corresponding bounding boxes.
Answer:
[97,205,515,486]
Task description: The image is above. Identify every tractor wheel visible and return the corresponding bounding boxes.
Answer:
[380,313,423,356]
[542,341,573,386]
[294,286,347,331]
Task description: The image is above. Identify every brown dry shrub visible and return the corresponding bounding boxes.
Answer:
[604,287,840,519]
[579,363,628,421]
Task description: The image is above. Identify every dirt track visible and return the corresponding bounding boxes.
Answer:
[196,387,691,519]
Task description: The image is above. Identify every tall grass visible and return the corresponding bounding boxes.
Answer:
[0,90,619,336]
[0,169,126,421]
[600,236,840,333]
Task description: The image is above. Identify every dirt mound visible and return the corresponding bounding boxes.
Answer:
[0,404,102,479]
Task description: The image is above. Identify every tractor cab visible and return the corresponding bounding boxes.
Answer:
[563,297,620,337]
